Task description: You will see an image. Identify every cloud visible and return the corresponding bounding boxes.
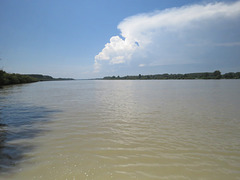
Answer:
[94,1,240,73]
[94,36,138,72]
[139,64,146,67]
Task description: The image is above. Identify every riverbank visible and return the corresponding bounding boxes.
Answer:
[103,70,240,80]
[0,70,74,86]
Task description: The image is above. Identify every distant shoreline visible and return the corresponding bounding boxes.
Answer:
[102,70,240,80]
[1,70,240,86]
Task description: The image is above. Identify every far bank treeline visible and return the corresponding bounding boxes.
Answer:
[103,71,240,80]
[0,70,74,86]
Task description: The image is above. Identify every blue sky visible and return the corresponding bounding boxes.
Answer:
[0,0,240,78]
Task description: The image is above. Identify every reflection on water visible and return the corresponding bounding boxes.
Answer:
[0,85,59,174]
[0,104,58,174]
[0,80,240,179]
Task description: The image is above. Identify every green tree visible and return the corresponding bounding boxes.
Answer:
[213,70,221,79]
[235,72,240,79]
[0,70,5,85]
[223,72,234,79]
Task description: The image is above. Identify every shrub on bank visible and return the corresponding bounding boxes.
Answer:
[0,70,37,86]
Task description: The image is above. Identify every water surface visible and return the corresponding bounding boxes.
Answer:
[0,80,240,179]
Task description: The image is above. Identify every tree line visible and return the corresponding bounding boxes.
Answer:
[0,70,38,85]
[0,70,74,86]
[103,70,240,80]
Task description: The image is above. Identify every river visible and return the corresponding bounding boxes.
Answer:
[0,80,240,179]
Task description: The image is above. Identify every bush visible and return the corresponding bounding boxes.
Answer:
[0,70,38,86]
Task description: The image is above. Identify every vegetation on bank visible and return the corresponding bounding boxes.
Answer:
[0,70,74,86]
[0,70,38,85]
[103,70,240,80]
[26,74,74,81]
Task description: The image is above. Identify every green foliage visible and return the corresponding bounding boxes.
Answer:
[213,70,221,79]
[222,72,240,79]
[26,74,74,81]
[103,70,240,80]
[0,70,38,86]
[26,74,54,81]
[0,70,74,86]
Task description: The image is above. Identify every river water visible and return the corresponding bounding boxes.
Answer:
[0,80,240,180]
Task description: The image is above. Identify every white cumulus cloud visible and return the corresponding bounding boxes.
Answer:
[94,1,240,73]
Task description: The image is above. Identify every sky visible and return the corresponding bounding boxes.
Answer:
[0,0,240,79]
